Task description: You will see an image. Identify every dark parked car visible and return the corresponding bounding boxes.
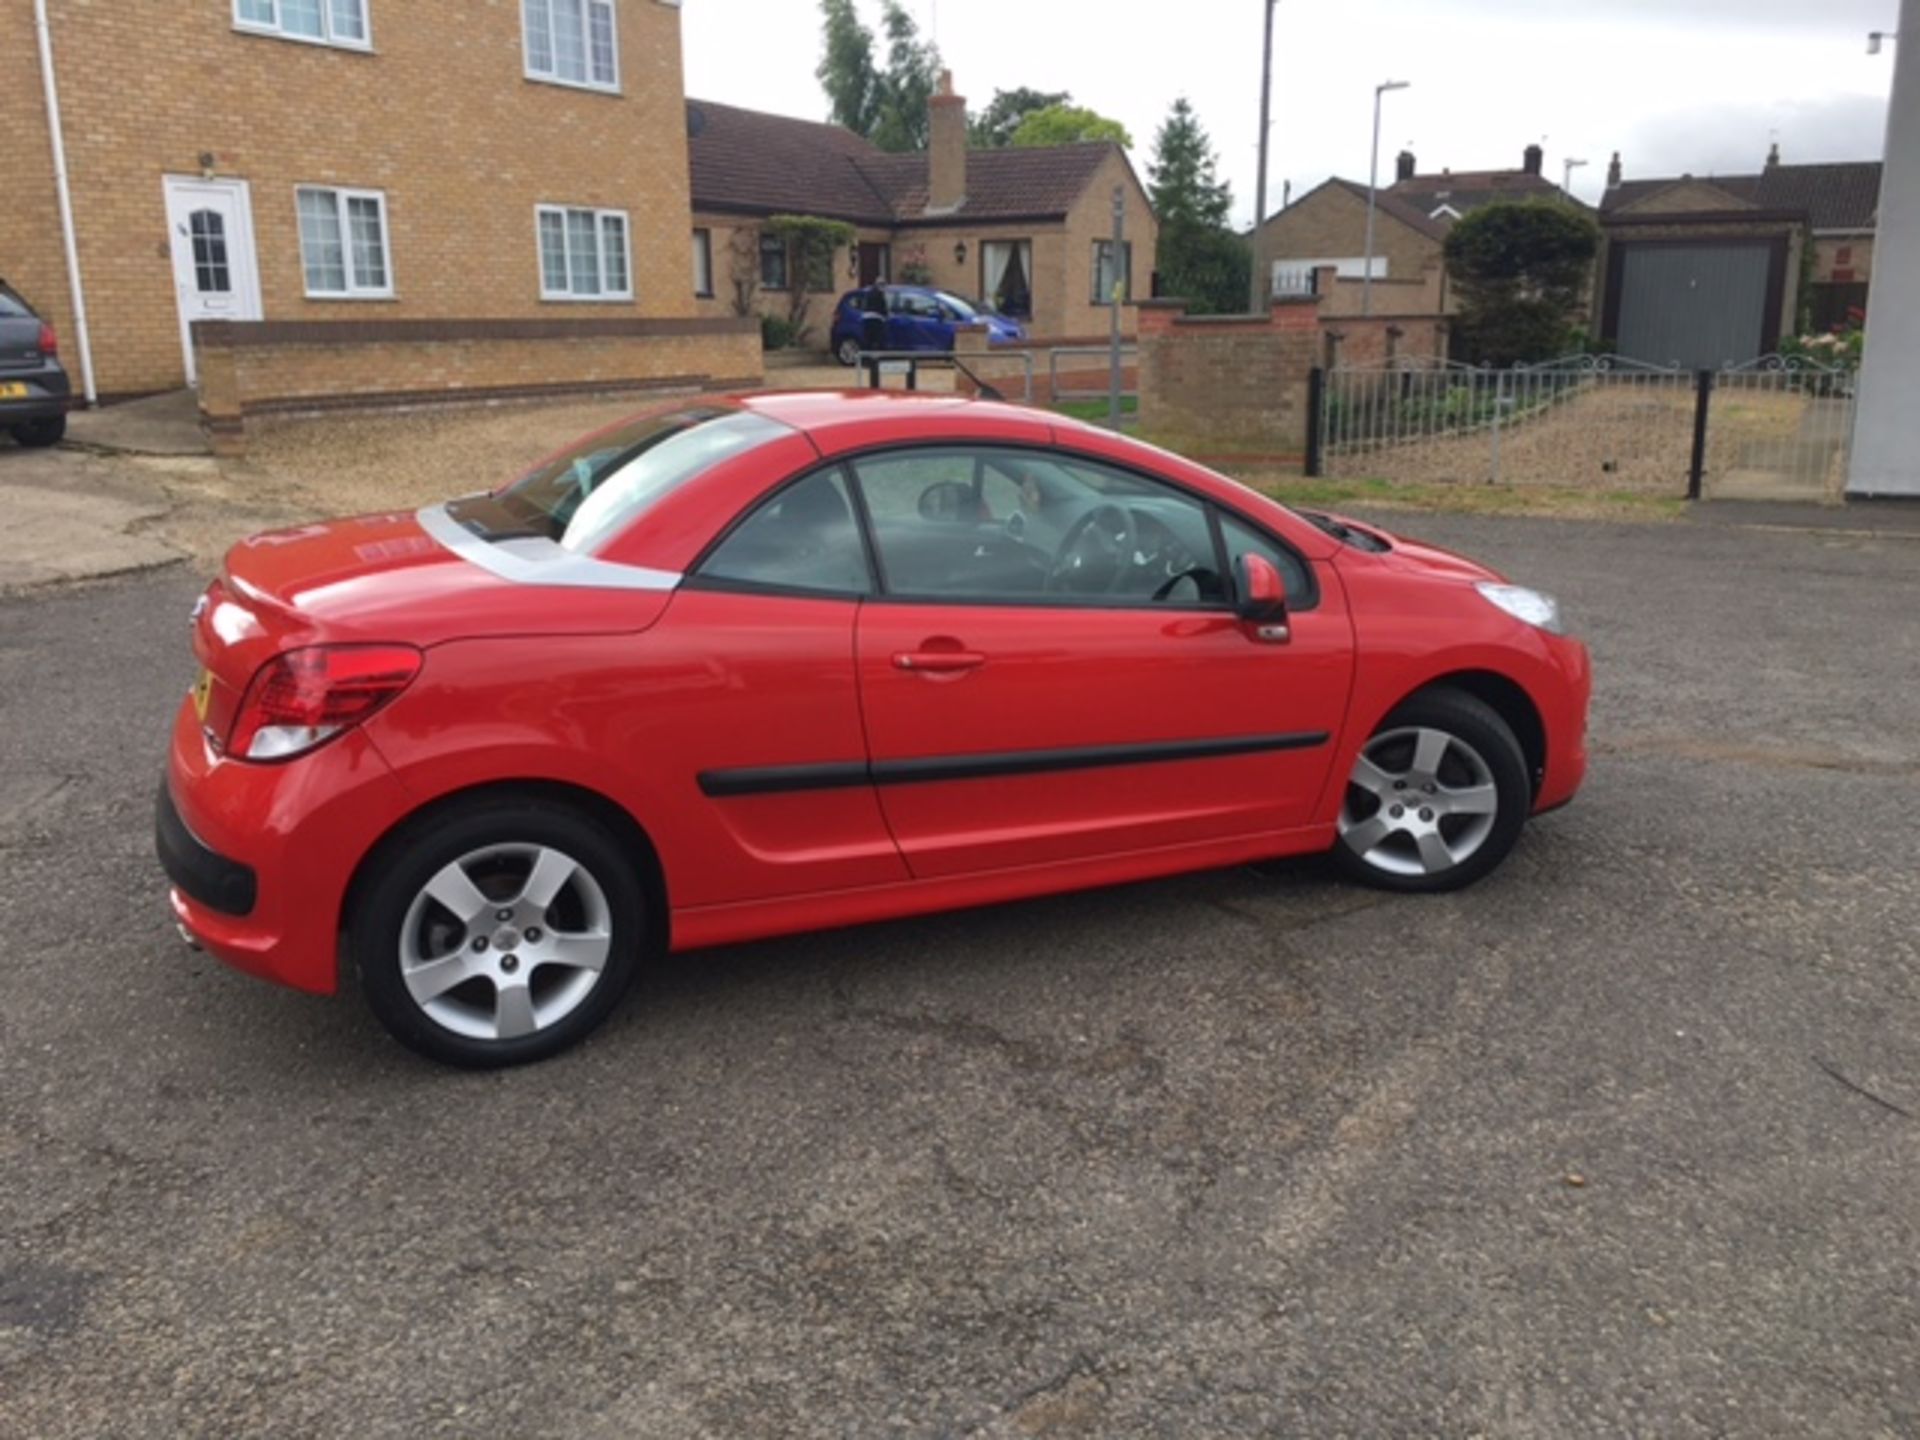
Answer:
[830,284,1027,366]
[0,281,72,448]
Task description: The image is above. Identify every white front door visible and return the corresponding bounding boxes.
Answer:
[162,176,263,386]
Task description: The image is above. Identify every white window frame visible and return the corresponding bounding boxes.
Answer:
[295,185,395,300]
[536,204,634,302]
[522,0,621,94]
[232,0,373,52]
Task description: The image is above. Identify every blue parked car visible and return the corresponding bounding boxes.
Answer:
[830,284,1027,366]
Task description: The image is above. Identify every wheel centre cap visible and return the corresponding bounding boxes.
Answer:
[492,924,523,953]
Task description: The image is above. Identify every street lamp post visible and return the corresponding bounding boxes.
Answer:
[1362,79,1410,317]
[1562,156,1588,198]
[1251,0,1278,312]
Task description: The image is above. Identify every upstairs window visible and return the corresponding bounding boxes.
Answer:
[524,0,619,92]
[234,0,370,49]
[538,205,632,301]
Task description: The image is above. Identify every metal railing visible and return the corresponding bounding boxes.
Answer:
[855,349,1034,404]
[1708,355,1857,502]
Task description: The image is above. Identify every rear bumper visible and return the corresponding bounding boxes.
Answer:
[160,697,413,995]
[0,364,73,421]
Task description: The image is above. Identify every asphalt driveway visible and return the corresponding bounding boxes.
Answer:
[2,505,1916,1437]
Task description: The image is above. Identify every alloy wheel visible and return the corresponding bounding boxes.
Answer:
[397,842,612,1042]
[1337,725,1500,879]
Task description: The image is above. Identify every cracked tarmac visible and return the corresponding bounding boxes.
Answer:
[1,460,1917,1434]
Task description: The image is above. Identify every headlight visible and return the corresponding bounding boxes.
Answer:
[1475,582,1564,634]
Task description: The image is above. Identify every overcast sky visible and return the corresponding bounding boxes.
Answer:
[681,0,1900,225]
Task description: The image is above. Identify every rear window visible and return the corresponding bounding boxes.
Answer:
[0,290,32,319]
[446,407,788,555]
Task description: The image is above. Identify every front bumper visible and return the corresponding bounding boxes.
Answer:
[160,696,413,995]
[1532,632,1591,813]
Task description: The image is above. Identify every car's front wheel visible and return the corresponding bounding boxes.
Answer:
[351,795,648,1067]
[10,415,66,448]
[1332,688,1530,893]
[835,335,863,366]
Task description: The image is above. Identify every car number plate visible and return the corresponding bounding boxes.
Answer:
[190,669,214,722]
[0,383,27,400]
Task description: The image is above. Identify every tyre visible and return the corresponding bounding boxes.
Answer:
[351,795,649,1067]
[1331,687,1530,894]
[835,335,863,366]
[10,415,66,448]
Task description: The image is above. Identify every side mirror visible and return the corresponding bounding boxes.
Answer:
[1235,553,1290,639]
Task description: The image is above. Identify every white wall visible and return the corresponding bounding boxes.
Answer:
[1850,0,1920,497]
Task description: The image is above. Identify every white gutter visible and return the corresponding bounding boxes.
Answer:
[33,0,97,405]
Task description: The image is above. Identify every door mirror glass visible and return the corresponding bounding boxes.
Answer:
[1235,553,1287,621]
[917,479,978,523]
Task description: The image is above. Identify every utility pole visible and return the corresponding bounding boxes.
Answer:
[1362,78,1410,318]
[1108,185,1126,429]
[1250,0,1278,313]
[1562,156,1588,198]
[1851,4,1917,495]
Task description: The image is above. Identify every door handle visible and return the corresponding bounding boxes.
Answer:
[893,649,986,673]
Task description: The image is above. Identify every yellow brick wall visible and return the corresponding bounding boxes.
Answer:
[1812,233,1874,283]
[0,3,79,351]
[10,0,698,397]
[196,320,761,453]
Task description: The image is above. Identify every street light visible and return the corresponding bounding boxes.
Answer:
[1563,156,1588,197]
[1362,79,1410,317]
[1251,0,1279,311]
[1868,30,1898,53]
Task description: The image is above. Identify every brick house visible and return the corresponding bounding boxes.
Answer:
[1596,146,1883,366]
[1250,144,1582,314]
[4,0,756,419]
[686,74,1156,347]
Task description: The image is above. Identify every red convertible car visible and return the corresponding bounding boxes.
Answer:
[158,391,1589,1066]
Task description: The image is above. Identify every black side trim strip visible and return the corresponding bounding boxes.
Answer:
[697,762,872,798]
[697,731,1329,798]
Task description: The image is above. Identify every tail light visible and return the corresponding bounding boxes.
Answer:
[227,645,422,761]
[37,323,58,357]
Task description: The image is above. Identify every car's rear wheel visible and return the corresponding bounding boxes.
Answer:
[10,415,66,448]
[1332,688,1530,893]
[352,796,648,1067]
[835,335,863,366]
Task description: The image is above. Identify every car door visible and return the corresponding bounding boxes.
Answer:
[656,466,909,906]
[849,445,1354,879]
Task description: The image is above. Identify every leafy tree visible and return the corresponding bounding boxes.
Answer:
[815,0,940,153]
[1443,201,1600,366]
[1148,97,1231,229]
[1147,98,1246,314]
[1010,104,1131,149]
[764,214,857,344]
[970,87,1069,148]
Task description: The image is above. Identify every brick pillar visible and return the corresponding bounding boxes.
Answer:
[193,328,246,458]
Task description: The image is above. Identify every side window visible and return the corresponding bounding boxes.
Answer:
[850,447,1226,607]
[697,469,870,596]
[1218,512,1313,606]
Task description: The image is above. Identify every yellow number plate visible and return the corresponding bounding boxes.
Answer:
[190,670,214,722]
[0,383,27,400]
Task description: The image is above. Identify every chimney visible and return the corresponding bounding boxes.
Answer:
[1523,143,1543,176]
[1607,151,1622,188]
[1765,140,1781,170]
[1395,149,1416,183]
[928,69,967,213]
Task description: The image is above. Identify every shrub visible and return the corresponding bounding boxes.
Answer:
[761,314,797,351]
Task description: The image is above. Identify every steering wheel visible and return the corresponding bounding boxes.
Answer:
[1047,503,1138,595]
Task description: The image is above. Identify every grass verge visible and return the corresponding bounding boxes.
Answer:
[1230,472,1689,522]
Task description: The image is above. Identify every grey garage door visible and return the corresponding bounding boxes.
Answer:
[1614,243,1773,371]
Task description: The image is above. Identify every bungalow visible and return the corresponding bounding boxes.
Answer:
[686,74,1157,350]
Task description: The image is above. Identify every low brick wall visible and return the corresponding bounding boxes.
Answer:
[193,317,764,455]
[1137,299,1320,460]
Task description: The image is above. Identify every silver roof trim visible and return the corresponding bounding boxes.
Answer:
[415,503,682,592]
